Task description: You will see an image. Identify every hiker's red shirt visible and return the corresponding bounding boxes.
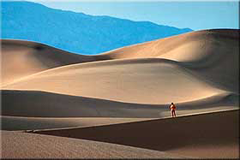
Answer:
[170,104,176,111]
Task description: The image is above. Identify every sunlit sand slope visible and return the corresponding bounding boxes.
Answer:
[2,29,239,92]
[102,29,238,62]
[1,29,239,159]
[2,59,226,104]
[100,29,239,92]
[1,39,101,86]
[0,131,188,159]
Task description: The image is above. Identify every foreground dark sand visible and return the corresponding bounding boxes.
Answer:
[1,131,188,159]
[36,110,239,158]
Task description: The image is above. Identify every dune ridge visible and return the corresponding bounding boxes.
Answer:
[100,29,239,60]
[2,29,239,92]
[1,29,239,159]
[1,89,238,131]
[1,39,108,86]
[101,29,239,92]
[2,58,227,104]
[36,110,239,159]
[1,90,238,118]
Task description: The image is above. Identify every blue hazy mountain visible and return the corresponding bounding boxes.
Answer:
[2,1,193,55]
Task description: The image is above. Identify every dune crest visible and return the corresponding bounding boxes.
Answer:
[100,29,239,92]
[2,29,239,92]
[2,90,238,118]
[36,110,239,159]
[1,29,239,159]
[2,58,226,104]
[1,40,104,86]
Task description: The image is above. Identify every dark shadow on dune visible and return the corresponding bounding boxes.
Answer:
[2,29,239,93]
[1,90,238,118]
[1,90,165,118]
[34,45,45,51]
[181,30,239,93]
[1,39,111,71]
[36,110,239,152]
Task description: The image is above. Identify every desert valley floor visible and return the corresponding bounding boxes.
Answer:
[0,29,239,158]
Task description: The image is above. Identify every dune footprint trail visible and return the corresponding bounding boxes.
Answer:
[1,29,239,159]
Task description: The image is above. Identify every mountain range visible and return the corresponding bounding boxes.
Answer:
[1,1,192,54]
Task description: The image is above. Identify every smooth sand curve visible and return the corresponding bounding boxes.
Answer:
[2,58,226,104]
[2,29,239,92]
[1,131,188,159]
[1,39,107,86]
[36,110,239,159]
[1,29,239,159]
[1,90,238,130]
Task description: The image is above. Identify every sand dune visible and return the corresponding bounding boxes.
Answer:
[100,29,239,92]
[1,90,238,130]
[1,39,106,86]
[2,90,238,118]
[1,116,155,131]
[101,29,238,62]
[1,131,188,159]
[36,110,239,158]
[2,29,239,92]
[1,29,239,159]
[2,58,226,104]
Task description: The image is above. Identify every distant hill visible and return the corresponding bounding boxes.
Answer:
[1,1,193,55]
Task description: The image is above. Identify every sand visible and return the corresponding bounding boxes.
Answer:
[1,131,188,159]
[2,29,239,92]
[36,110,239,159]
[1,29,239,159]
[102,29,239,93]
[1,58,227,104]
[1,90,238,130]
[1,39,107,86]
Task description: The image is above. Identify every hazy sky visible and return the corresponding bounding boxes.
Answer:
[8,0,240,30]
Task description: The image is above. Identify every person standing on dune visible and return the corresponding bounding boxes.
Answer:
[169,102,177,118]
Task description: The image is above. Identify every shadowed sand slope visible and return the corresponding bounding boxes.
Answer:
[1,29,239,159]
[1,39,107,86]
[0,131,187,159]
[2,59,226,104]
[2,29,239,92]
[1,90,238,118]
[100,29,239,92]
[37,110,239,158]
[1,116,155,131]
[1,90,238,130]
[100,29,238,61]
